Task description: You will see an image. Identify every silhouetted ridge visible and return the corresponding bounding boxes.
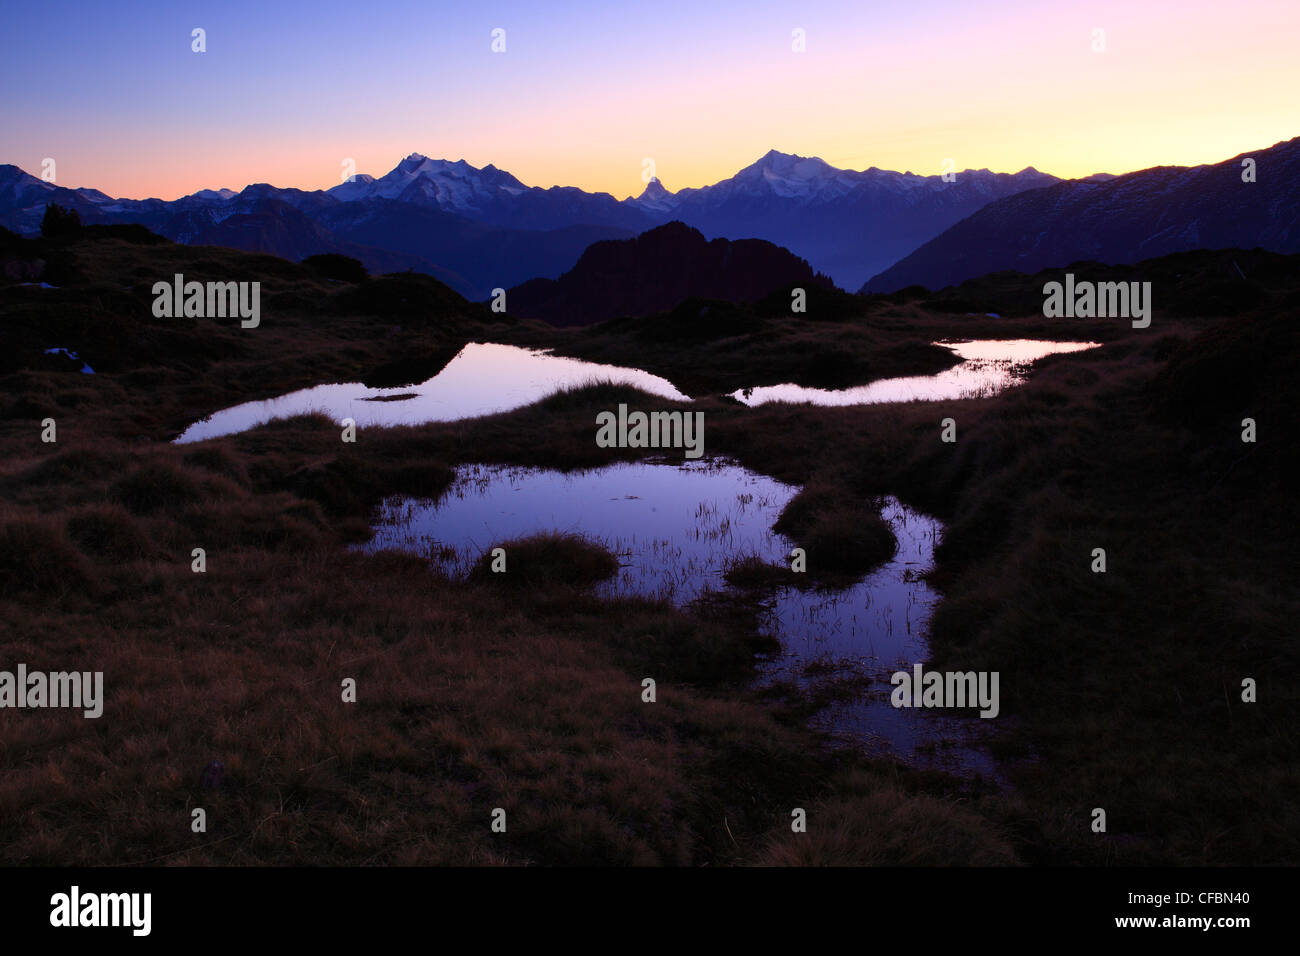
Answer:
[505,221,835,326]
[862,136,1300,293]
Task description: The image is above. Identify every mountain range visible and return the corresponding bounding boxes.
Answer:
[5,136,1297,304]
[627,152,1059,291]
[863,137,1300,293]
[0,151,1059,298]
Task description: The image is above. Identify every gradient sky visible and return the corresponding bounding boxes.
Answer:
[3,0,1297,200]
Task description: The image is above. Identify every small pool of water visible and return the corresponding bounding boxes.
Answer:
[176,338,1100,444]
[174,342,691,443]
[366,459,997,775]
[729,339,1099,406]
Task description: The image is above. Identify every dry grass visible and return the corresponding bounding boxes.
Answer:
[466,531,621,589]
[1,233,1296,865]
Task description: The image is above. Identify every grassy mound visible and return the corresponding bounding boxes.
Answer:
[467,531,620,590]
[773,487,897,581]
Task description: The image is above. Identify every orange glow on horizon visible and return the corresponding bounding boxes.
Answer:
[5,0,1297,201]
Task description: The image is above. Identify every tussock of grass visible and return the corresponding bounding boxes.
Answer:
[65,504,150,560]
[467,531,619,590]
[17,445,129,486]
[723,554,802,591]
[754,772,1018,866]
[590,597,780,687]
[109,461,205,514]
[177,496,326,552]
[0,514,92,597]
[181,445,250,486]
[773,487,897,581]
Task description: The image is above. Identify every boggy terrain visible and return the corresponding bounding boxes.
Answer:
[1,227,1296,865]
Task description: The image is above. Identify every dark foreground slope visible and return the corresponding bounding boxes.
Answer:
[0,230,1015,866]
[1,230,1296,865]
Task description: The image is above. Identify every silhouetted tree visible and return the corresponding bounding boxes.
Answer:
[40,203,82,238]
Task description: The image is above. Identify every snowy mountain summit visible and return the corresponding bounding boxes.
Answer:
[328,154,528,213]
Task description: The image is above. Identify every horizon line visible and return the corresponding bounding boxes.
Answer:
[6,134,1295,203]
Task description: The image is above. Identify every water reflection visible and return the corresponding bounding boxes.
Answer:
[174,342,692,443]
[730,339,1099,407]
[177,338,1100,443]
[366,459,996,775]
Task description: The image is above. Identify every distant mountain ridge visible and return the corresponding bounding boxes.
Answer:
[622,151,1060,288]
[0,150,1060,296]
[862,137,1300,293]
[506,221,834,326]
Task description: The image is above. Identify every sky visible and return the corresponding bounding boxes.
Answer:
[3,0,1298,200]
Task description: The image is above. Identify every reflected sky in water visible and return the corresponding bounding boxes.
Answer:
[176,338,1100,443]
[175,342,691,443]
[730,339,1099,407]
[366,459,997,776]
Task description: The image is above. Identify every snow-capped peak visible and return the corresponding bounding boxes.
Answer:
[723,149,857,200]
[639,177,671,199]
[626,176,677,212]
[326,153,529,210]
[748,149,833,175]
[189,187,238,201]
